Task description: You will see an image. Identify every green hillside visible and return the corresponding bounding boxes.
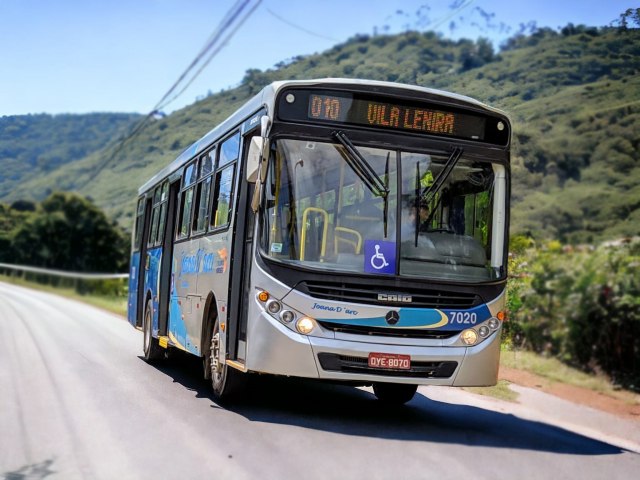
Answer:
[5,25,640,242]
[0,113,140,200]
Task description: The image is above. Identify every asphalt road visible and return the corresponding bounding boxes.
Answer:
[1,281,639,480]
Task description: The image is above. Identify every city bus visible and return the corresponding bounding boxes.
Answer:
[127,78,510,405]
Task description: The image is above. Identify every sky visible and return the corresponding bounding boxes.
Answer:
[0,0,632,116]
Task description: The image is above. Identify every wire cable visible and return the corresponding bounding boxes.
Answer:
[78,0,262,188]
[266,7,338,42]
[158,0,262,110]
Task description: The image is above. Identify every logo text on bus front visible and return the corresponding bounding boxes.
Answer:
[378,294,412,303]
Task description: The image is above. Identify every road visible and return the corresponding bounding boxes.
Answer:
[1,281,639,480]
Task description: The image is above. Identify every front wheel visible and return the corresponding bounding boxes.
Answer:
[209,319,245,402]
[373,383,418,405]
[143,299,163,362]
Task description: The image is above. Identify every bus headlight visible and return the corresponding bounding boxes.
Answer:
[461,329,478,346]
[478,325,490,338]
[257,290,320,336]
[296,317,316,335]
[280,310,295,323]
[488,318,500,330]
[266,299,281,314]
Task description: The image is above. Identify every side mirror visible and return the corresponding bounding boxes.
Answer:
[246,136,265,183]
[245,115,271,183]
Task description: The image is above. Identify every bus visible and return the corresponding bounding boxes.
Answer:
[127,78,510,405]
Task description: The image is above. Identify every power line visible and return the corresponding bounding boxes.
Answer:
[158,0,263,111]
[266,7,339,42]
[79,0,262,189]
[154,0,257,112]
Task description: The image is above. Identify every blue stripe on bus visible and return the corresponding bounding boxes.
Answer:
[317,304,492,330]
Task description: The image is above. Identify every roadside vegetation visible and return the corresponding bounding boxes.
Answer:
[0,192,129,273]
[0,273,127,316]
[464,380,520,402]
[504,237,640,391]
[0,192,130,316]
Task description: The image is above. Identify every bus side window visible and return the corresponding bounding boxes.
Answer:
[210,132,239,230]
[155,181,169,246]
[192,150,215,234]
[177,161,197,239]
[211,165,235,229]
[148,185,162,247]
[133,198,145,251]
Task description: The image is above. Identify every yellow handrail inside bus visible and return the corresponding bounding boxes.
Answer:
[334,227,362,255]
[300,207,329,261]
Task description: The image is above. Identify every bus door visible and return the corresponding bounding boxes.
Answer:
[157,180,180,336]
[141,183,169,335]
[135,196,153,328]
[129,198,148,327]
[170,161,199,351]
[227,129,258,362]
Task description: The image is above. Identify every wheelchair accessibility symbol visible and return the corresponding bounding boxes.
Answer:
[364,240,396,274]
[370,244,389,270]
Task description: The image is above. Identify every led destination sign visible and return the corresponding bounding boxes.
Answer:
[309,94,468,137]
[277,89,510,146]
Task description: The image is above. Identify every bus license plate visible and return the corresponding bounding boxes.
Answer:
[368,352,411,370]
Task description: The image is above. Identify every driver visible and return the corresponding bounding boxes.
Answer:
[401,199,432,240]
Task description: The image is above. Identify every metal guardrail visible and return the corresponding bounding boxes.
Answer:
[0,263,129,280]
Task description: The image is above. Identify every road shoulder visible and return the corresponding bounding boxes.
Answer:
[500,366,640,421]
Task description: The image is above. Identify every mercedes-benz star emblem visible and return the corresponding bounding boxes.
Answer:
[385,310,400,325]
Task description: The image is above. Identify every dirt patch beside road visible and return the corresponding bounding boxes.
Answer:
[500,366,640,421]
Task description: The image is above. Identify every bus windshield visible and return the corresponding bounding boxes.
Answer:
[261,138,505,283]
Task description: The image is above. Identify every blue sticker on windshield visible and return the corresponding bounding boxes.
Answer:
[364,240,396,274]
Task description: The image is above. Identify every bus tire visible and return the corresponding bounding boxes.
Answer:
[372,383,418,405]
[143,299,163,362]
[209,318,245,402]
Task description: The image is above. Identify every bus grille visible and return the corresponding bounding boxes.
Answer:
[317,353,457,378]
[296,281,480,309]
[317,322,460,339]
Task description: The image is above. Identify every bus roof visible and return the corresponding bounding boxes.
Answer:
[138,78,507,195]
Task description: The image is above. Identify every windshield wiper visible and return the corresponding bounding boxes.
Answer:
[333,131,391,237]
[333,131,389,199]
[420,147,463,207]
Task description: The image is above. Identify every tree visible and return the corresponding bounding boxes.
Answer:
[459,37,494,71]
[11,192,129,272]
[615,8,640,29]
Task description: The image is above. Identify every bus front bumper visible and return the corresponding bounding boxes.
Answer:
[246,311,501,386]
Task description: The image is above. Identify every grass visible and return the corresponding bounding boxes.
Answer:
[500,349,613,393]
[0,273,127,316]
[463,380,520,402]
[465,348,640,405]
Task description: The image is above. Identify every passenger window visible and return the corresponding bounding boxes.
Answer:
[209,132,240,231]
[133,198,145,251]
[192,151,215,235]
[156,203,167,245]
[178,188,195,238]
[147,181,169,246]
[148,206,160,247]
[194,176,212,233]
[219,132,240,167]
[177,161,197,239]
[211,165,235,229]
